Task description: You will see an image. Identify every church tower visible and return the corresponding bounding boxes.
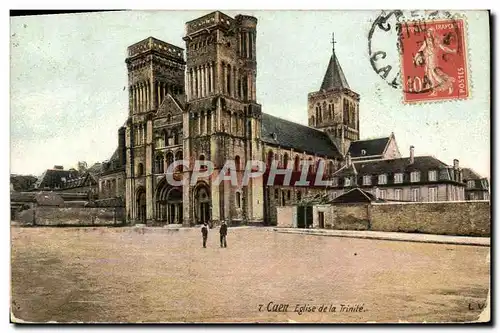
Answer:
[307,34,360,155]
[124,37,186,224]
[182,11,263,226]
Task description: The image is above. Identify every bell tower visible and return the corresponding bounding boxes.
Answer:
[307,33,360,155]
[124,37,186,224]
[182,11,263,226]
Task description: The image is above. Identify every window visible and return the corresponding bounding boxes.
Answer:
[363,175,371,186]
[332,177,338,187]
[236,192,241,208]
[467,180,475,188]
[344,177,351,187]
[379,189,386,199]
[428,170,437,182]
[394,173,403,184]
[429,187,438,202]
[411,188,420,202]
[281,191,286,206]
[395,189,402,201]
[274,188,279,199]
[378,174,387,185]
[410,171,420,183]
[287,190,291,200]
[296,191,301,201]
[136,163,144,177]
[361,149,366,156]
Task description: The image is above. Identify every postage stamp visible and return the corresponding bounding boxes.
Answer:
[399,18,469,103]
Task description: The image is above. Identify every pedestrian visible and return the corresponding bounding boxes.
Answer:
[201,222,209,248]
[220,220,228,248]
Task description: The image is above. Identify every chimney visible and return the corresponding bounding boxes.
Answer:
[53,165,64,170]
[453,159,459,169]
[346,152,352,167]
[409,146,415,164]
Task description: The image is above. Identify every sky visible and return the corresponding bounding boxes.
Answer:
[9,10,490,177]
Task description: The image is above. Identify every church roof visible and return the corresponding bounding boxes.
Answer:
[261,113,341,158]
[320,51,350,91]
[348,137,390,158]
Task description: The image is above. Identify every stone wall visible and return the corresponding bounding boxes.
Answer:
[276,201,490,236]
[370,201,490,236]
[331,204,370,231]
[276,206,297,228]
[14,206,125,227]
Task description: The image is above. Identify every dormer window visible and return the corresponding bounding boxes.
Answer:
[378,174,387,185]
[428,170,437,182]
[410,171,421,182]
[363,175,371,186]
[344,177,351,187]
[467,180,475,188]
[394,173,403,183]
[332,177,338,187]
[361,149,366,156]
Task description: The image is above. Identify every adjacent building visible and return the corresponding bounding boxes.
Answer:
[99,10,488,226]
[462,168,490,200]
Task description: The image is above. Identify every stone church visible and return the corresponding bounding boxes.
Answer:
[106,10,468,226]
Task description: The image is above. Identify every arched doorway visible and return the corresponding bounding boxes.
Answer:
[155,179,183,224]
[166,188,183,224]
[136,187,146,224]
[193,182,211,224]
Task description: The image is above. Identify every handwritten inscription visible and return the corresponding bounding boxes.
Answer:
[258,302,367,315]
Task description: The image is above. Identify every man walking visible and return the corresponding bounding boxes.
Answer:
[201,222,209,248]
[220,221,228,248]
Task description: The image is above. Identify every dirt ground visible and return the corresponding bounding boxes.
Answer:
[10,226,490,323]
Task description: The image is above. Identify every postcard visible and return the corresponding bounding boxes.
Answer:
[10,9,490,323]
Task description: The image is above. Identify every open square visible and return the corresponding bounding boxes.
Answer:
[11,227,489,323]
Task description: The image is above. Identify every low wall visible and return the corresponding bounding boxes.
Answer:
[276,201,490,237]
[332,204,370,231]
[276,206,297,228]
[370,201,490,237]
[14,206,125,227]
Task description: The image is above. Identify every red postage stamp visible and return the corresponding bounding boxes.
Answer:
[399,18,469,103]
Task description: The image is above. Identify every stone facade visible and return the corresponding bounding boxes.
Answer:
[119,10,487,227]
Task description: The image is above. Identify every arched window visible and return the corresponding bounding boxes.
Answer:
[315,159,322,174]
[155,154,164,173]
[199,154,207,171]
[283,153,289,169]
[175,150,183,161]
[236,192,241,208]
[310,115,315,127]
[136,163,144,177]
[235,155,241,171]
[226,64,232,95]
[267,150,274,168]
[173,130,179,145]
[308,157,313,172]
[329,160,335,175]
[294,155,300,172]
[166,152,174,168]
[174,150,184,172]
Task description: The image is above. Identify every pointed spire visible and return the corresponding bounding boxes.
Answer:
[320,33,350,91]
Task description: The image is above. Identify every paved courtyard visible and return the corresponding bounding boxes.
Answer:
[11,227,490,323]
